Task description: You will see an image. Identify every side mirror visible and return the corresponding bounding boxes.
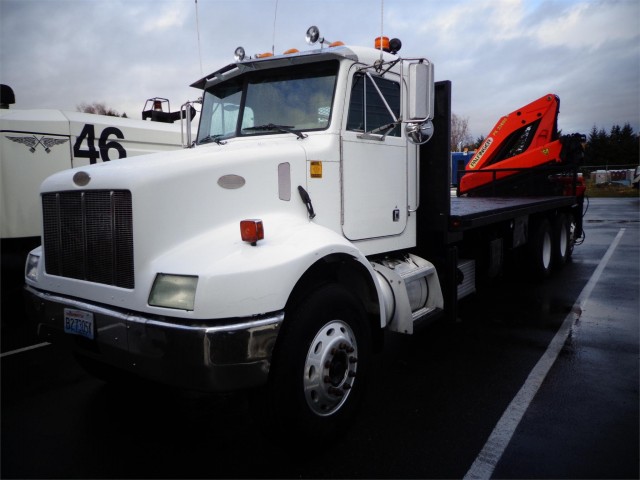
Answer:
[407,62,434,121]
[406,120,434,145]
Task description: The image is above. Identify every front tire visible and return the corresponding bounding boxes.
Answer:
[264,284,372,440]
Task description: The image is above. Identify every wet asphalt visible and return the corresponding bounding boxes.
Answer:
[493,198,639,479]
[1,197,638,479]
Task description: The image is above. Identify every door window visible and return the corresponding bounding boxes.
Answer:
[346,73,400,137]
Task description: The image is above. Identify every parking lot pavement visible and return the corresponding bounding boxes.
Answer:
[489,200,640,479]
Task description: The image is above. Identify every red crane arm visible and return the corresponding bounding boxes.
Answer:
[459,94,562,195]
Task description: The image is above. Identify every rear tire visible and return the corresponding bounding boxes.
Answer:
[528,217,553,279]
[552,213,571,269]
[566,213,577,260]
[262,283,372,441]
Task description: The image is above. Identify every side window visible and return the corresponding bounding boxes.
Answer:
[347,73,401,137]
[208,89,250,136]
[198,81,246,141]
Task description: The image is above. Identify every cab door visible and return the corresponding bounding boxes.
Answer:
[341,67,407,241]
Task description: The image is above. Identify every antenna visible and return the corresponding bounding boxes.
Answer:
[272,0,279,55]
[379,0,384,60]
[195,0,203,76]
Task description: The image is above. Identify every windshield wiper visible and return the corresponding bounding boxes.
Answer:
[243,123,307,140]
[199,135,227,145]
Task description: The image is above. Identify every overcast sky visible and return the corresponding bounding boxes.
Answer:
[1,0,638,139]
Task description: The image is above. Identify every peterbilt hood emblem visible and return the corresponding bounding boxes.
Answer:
[217,174,246,189]
[8,135,68,153]
[73,171,91,186]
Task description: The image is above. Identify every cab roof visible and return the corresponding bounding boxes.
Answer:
[190,45,400,90]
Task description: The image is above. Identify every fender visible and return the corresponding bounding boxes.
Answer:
[145,213,389,322]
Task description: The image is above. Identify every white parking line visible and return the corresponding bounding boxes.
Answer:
[464,228,626,480]
[0,342,51,358]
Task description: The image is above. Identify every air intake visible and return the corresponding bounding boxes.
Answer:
[42,190,134,289]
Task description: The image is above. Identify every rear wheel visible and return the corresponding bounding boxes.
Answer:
[566,213,578,260]
[552,213,571,269]
[263,284,372,440]
[528,217,553,279]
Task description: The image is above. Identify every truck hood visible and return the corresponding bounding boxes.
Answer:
[40,137,312,293]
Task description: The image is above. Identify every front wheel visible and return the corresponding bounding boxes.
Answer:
[263,284,372,440]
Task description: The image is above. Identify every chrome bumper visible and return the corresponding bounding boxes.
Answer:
[25,285,284,392]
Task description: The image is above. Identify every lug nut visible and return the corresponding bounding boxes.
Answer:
[329,387,344,397]
[349,356,358,364]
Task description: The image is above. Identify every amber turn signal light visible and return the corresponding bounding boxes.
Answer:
[240,219,264,246]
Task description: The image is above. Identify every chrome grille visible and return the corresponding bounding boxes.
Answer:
[42,190,134,289]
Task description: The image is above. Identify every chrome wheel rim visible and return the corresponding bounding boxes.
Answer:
[303,320,358,416]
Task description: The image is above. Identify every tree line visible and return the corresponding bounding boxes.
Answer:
[584,123,639,168]
[77,102,128,118]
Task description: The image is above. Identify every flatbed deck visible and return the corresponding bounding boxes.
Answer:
[450,196,578,230]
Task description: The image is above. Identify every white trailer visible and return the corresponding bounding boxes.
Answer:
[1,88,195,317]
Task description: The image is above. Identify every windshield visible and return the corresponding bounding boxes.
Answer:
[197,60,338,144]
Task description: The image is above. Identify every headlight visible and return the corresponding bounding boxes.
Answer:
[148,274,198,311]
[25,252,41,282]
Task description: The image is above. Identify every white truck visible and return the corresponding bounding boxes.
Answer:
[1,88,194,319]
[24,28,585,437]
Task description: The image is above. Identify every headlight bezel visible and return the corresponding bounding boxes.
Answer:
[148,273,198,311]
[25,252,41,282]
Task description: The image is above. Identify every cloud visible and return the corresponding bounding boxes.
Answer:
[1,0,637,139]
[532,1,639,50]
[141,6,187,33]
[399,0,640,137]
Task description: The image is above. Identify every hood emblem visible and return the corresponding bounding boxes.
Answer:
[8,135,68,154]
[73,171,91,187]
[217,174,245,190]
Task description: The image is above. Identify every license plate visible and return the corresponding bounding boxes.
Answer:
[64,308,94,340]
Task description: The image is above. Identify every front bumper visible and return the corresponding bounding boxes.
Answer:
[25,285,284,392]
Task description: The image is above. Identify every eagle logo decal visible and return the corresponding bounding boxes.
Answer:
[7,135,69,153]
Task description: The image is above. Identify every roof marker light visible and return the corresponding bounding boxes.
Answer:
[283,48,299,55]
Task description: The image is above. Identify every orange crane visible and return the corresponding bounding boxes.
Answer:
[459,94,584,196]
